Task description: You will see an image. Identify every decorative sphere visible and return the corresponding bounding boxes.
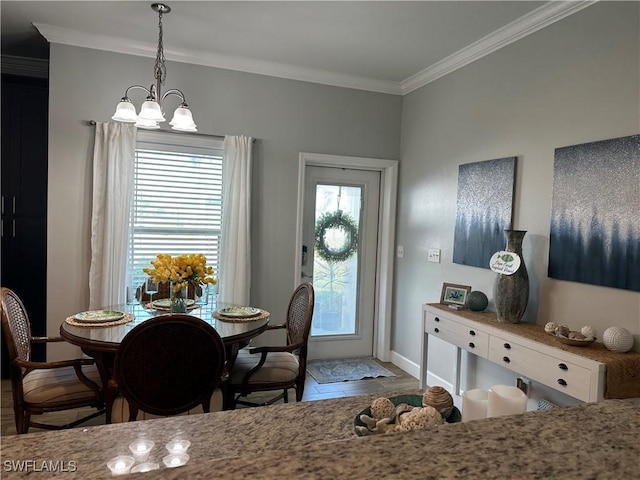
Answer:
[603,327,634,353]
[544,322,558,334]
[467,291,488,312]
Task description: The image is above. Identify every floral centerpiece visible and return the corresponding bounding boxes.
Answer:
[143,253,217,313]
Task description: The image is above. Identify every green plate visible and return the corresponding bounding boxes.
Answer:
[152,298,196,308]
[218,306,261,318]
[353,394,461,436]
[74,310,125,323]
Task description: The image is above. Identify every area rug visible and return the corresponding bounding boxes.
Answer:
[306,357,396,384]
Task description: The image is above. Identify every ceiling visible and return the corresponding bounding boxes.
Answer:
[1,1,594,94]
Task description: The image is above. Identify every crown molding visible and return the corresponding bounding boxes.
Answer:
[33,23,402,95]
[1,55,49,78]
[401,1,597,95]
[35,1,595,96]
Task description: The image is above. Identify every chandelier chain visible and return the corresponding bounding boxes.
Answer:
[154,10,167,87]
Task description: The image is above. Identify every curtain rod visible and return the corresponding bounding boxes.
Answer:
[85,120,256,142]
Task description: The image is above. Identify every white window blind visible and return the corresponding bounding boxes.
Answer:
[129,131,224,290]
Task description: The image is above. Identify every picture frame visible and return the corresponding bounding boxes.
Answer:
[440,283,472,306]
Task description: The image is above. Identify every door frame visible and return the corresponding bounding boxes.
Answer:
[295,152,398,362]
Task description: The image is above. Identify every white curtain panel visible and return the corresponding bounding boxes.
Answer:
[219,135,253,306]
[88,122,136,309]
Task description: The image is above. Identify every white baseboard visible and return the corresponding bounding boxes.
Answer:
[425,371,454,393]
[389,350,420,379]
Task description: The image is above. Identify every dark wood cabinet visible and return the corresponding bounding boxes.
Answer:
[1,74,49,376]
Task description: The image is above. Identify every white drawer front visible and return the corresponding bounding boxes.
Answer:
[426,314,489,357]
[488,336,592,401]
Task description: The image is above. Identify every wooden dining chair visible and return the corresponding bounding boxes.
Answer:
[229,282,314,408]
[0,287,104,434]
[110,314,226,422]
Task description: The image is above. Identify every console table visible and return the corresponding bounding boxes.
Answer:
[421,303,640,402]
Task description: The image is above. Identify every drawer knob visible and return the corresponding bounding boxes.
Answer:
[558,363,568,371]
[502,356,510,363]
[434,328,439,333]
[434,317,440,322]
[469,342,475,349]
[557,379,567,386]
[503,343,511,350]
[469,330,476,336]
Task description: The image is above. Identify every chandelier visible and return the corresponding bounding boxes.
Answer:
[111,3,197,132]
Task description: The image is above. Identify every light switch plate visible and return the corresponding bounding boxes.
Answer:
[428,248,441,263]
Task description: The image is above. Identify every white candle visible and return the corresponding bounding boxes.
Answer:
[487,384,527,418]
[128,439,155,462]
[162,453,190,468]
[131,462,160,473]
[166,439,191,454]
[106,456,135,476]
[462,388,488,422]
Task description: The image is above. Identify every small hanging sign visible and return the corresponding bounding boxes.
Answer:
[490,251,521,275]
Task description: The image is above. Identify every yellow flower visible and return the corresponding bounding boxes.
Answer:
[143,253,217,290]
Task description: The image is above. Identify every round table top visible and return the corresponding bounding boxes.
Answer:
[60,303,270,352]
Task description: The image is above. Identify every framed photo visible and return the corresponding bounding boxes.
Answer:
[440,283,472,306]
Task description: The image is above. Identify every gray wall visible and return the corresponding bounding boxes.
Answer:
[46,44,402,359]
[395,2,639,403]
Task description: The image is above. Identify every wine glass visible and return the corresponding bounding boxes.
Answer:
[145,278,158,306]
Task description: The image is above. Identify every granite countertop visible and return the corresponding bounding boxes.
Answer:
[1,391,638,478]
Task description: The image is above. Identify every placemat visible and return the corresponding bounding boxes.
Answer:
[213,309,270,323]
[65,313,134,328]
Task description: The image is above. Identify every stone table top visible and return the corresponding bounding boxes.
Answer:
[1,391,638,479]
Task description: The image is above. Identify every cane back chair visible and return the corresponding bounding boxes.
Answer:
[229,282,314,408]
[0,287,104,433]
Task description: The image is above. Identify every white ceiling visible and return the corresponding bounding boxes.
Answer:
[1,1,594,94]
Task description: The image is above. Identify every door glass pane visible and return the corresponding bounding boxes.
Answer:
[311,184,361,337]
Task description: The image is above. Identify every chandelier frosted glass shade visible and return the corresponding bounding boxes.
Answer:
[138,100,166,122]
[134,118,161,129]
[169,105,197,132]
[111,100,139,123]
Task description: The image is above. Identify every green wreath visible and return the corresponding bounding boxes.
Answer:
[315,210,359,263]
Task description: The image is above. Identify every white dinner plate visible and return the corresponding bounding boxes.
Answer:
[217,306,261,318]
[74,310,125,323]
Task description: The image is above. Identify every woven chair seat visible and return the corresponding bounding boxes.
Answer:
[231,350,299,385]
[23,365,102,404]
[111,388,223,422]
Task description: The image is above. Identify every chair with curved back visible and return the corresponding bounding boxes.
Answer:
[110,314,226,422]
[229,282,314,408]
[0,287,104,434]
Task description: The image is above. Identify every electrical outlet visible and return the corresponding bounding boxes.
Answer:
[397,245,404,258]
[516,377,530,395]
[427,248,441,263]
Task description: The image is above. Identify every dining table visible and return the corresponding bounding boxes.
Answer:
[60,301,270,422]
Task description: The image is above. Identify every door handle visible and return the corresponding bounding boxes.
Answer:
[301,273,313,279]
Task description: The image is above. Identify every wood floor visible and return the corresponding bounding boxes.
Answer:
[1,360,418,436]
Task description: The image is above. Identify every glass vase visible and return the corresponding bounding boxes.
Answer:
[493,230,529,323]
[170,282,188,314]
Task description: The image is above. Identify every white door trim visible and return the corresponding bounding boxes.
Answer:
[295,152,398,362]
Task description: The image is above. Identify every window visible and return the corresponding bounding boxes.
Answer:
[128,131,224,290]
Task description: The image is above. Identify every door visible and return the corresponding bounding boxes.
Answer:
[303,166,380,359]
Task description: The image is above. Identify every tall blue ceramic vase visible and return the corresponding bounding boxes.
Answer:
[493,230,529,323]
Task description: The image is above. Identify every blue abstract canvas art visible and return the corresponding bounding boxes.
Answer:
[549,134,640,291]
[453,157,516,269]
